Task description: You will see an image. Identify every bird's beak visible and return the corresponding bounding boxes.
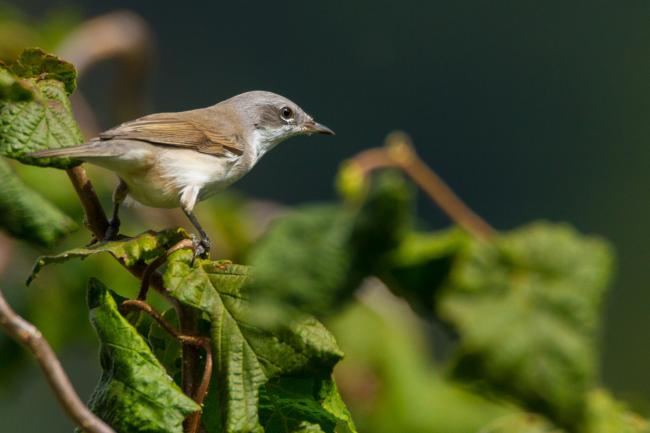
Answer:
[303,120,335,136]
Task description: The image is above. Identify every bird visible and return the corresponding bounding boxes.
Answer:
[30,90,334,256]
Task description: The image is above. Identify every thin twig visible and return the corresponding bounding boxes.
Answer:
[66,166,109,240]
[138,238,195,300]
[186,344,212,433]
[352,131,496,240]
[178,306,201,414]
[0,289,115,433]
[120,300,212,433]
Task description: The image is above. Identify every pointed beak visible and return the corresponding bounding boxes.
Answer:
[303,120,335,136]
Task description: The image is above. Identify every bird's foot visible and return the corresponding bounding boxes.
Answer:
[190,234,211,265]
[103,219,121,241]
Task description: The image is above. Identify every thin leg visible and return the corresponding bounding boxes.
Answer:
[105,179,128,240]
[182,207,211,259]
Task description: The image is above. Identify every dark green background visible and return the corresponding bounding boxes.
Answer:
[6,0,650,428]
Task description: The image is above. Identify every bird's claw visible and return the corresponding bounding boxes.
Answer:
[190,234,211,265]
[103,219,120,241]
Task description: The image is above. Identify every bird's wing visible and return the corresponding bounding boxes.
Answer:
[98,112,244,157]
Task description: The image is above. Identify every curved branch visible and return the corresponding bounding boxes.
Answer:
[0,289,115,433]
[352,131,496,240]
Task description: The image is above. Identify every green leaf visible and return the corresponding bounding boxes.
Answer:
[0,157,76,246]
[477,414,562,433]
[27,228,189,284]
[380,228,470,316]
[584,390,650,433]
[439,222,613,428]
[7,48,76,94]
[329,293,514,433]
[246,170,412,322]
[246,205,354,321]
[0,48,83,168]
[163,251,352,433]
[480,391,650,433]
[260,377,355,433]
[84,278,199,433]
[0,68,33,101]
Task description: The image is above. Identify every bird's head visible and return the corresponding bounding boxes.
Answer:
[226,90,334,156]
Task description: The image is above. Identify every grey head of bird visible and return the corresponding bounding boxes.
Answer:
[218,90,334,155]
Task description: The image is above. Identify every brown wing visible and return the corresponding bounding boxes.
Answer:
[98,112,244,157]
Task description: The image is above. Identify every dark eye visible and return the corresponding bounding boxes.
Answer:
[280,106,294,121]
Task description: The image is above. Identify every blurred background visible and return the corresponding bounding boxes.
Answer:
[0,1,649,432]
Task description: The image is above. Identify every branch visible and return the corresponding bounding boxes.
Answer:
[66,166,109,240]
[0,288,115,433]
[352,131,496,241]
[121,300,212,433]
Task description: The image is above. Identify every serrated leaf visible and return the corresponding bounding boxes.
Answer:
[0,48,82,168]
[84,278,199,433]
[163,251,351,433]
[0,157,76,246]
[246,171,412,322]
[8,48,76,94]
[439,222,613,428]
[27,228,189,284]
[260,377,355,433]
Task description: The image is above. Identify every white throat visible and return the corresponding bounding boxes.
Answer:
[249,128,289,161]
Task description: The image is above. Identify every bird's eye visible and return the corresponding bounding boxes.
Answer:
[280,106,294,121]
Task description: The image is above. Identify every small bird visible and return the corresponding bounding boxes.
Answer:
[30,90,334,256]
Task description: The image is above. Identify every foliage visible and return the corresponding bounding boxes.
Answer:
[0,46,646,433]
[164,250,354,433]
[0,48,81,247]
[439,222,612,428]
[246,171,412,323]
[0,158,76,247]
[83,278,199,433]
[0,47,82,168]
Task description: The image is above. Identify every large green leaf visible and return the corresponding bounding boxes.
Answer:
[0,48,82,168]
[163,251,355,433]
[84,278,199,433]
[439,222,613,428]
[246,171,412,322]
[27,228,189,284]
[0,157,76,246]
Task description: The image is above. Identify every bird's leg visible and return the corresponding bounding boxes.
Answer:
[182,207,211,260]
[105,179,128,240]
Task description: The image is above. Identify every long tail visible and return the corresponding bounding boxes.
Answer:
[28,142,118,159]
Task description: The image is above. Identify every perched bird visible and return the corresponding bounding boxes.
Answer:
[30,91,334,256]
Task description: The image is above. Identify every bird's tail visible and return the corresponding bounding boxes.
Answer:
[28,142,116,159]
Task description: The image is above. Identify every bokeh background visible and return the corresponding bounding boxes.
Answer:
[1,1,649,432]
